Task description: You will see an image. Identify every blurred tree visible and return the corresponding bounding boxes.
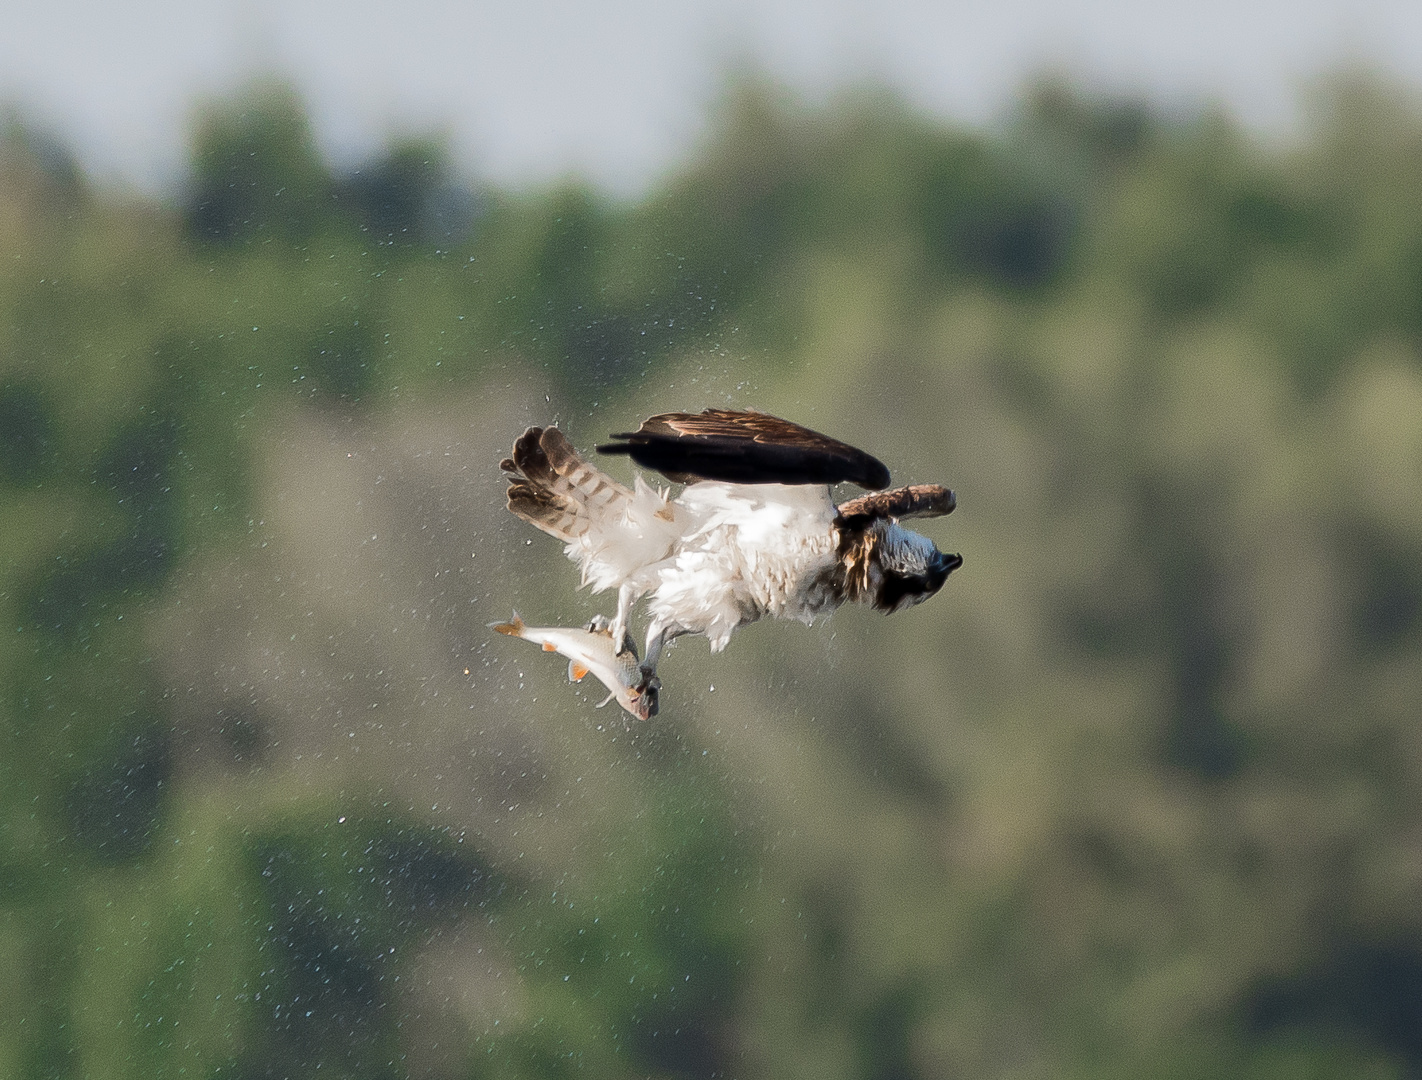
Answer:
[65,722,171,863]
[5,68,1422,1080]
[0,383,57,485]
[0,112,86,215]
[186,82,332,244]
[334,137,483,247]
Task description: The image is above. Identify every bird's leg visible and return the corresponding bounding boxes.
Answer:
[584,614,613,633]
[638,618,690,688]
[609,583,640,657]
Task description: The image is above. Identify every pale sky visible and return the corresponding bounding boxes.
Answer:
[2,0,1420,195]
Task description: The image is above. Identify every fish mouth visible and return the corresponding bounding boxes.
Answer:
[625,676,661,720]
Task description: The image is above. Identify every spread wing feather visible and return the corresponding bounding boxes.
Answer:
[596,408,891,489]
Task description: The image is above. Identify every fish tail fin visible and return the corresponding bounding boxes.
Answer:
[489,611,526,637]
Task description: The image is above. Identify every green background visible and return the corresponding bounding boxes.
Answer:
[3,71,1422,1078]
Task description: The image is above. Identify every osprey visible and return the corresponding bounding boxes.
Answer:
[500,409,962,715]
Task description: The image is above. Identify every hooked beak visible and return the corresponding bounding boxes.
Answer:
[910,549,966,600]
[929,550,963,590]
[932,552,966,577]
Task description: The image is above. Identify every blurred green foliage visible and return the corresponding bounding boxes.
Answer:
[4,70,1422,1078]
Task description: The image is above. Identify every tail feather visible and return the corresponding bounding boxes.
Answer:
[507,479,584,540]
[504,426,632,543]
[511,428,556,485]
[540,428,631,523]
[502,425,682,597]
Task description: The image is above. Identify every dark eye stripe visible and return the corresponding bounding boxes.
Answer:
[878,555,959,611]
[878,572,930,610]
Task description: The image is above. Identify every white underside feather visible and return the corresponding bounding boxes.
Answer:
[561,478,841,652]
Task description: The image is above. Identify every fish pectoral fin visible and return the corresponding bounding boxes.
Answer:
[568,661,590,682]
[594,691,616,709]
[542,642,557,652]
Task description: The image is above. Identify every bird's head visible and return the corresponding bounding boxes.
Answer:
[870,524,963,614]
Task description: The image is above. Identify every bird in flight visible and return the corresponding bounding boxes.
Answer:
[499,408,961,716]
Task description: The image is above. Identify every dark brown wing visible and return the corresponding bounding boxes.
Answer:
[835,484,956,525]
[596,408,891,489]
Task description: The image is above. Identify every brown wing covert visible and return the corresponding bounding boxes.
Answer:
[596,408,891,489]
[835,484,956,525]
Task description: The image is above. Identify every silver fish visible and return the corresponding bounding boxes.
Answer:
[489,612,660,720]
